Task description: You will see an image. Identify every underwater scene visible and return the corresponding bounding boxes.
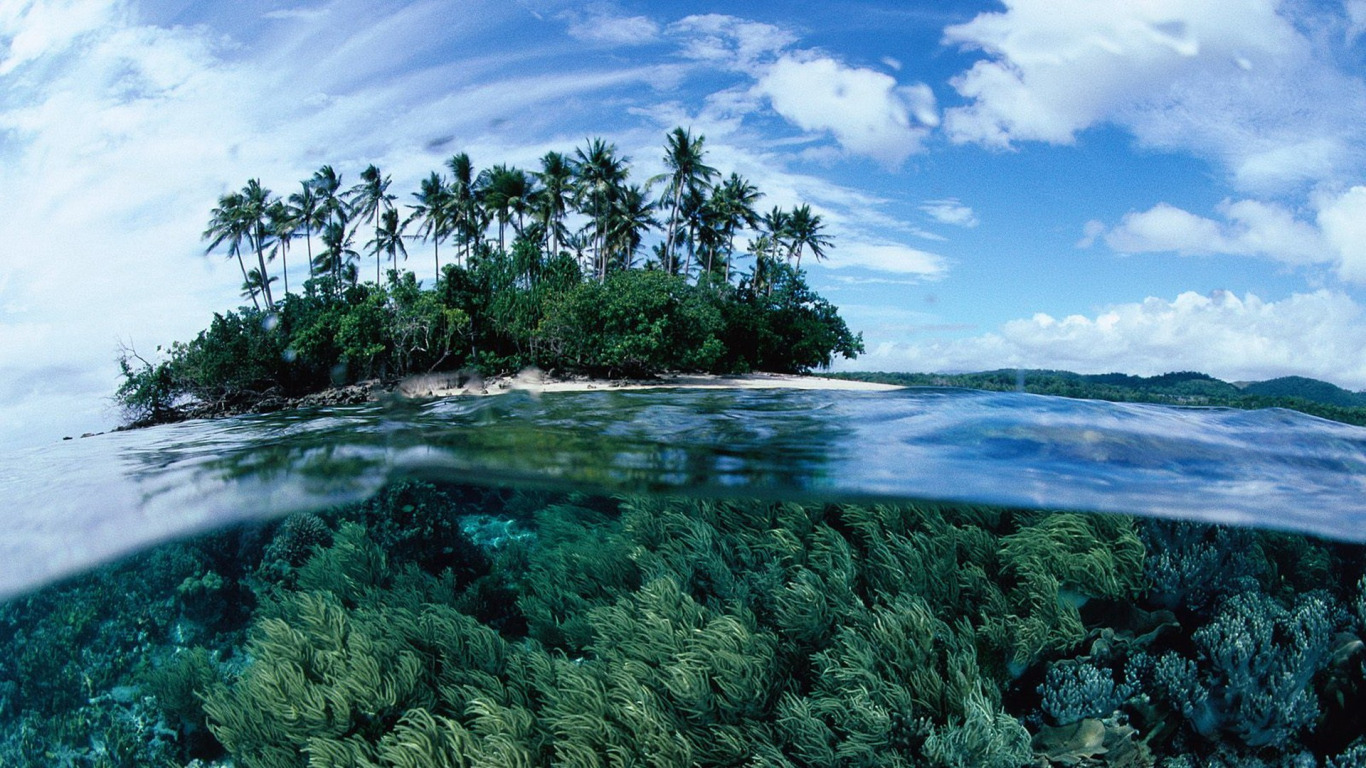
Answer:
[2,387,1366,767]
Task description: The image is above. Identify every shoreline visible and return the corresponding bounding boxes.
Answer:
[395,369,904,398]
[111,371,901,434]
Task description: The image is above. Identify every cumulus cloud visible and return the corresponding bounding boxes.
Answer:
[666,14,938,167]
[843,290,1366,389]
[942,0,1366,190]
[755,54,938,167]
[1095,189,1366,283]
[1102,199,1328,264]
[919,198,978,228]
[1317,185,1366,283]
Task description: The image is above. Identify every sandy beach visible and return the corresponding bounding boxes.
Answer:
[395,369,903,398]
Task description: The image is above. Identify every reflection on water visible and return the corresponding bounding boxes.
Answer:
[3,386,1366,597]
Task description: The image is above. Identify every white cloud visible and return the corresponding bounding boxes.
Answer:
[1350,0,1366,42]
[668,14,796,68]
[0,0,121,76]
[1098,191,1366,282]
[1317,185,1366,283]
[842,289,1366,389]
[755,54,938,167]
[942,0,1366,190]
[562,7,660,46]
[665,14,938,167]
[919,198,978,227]
[1104,200,1328,265]
[262,6,330,21]
[829,242,949,277]
[0,0,686,449]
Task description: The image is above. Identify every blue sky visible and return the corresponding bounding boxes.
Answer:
[3,0,1366,448]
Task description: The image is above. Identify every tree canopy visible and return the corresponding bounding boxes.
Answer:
[117,128,864,425]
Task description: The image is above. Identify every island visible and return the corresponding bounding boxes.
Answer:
[116,128,865,427]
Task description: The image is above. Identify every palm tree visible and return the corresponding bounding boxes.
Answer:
[477,164,532,253]
[785,204,833,270]
[240,178,276,310]
[677,186,709,279]
[699,200,730,284]
[573,138,628,281]
[407,172,453,280]
[241,267,278,307]
[445,153,476,265]
[533,151,574,258]
[267,200,296,296]
[652,127,718,275]
[757,207,791,296]
[311,165,344,220]
[605,184,657,272]
[713,173,762,283]
[317,211,359,292]
[347,164,394,284]
[287,180,323,281]
[203,191,259,311]
[745,234,774,295]
[368,208,409,280]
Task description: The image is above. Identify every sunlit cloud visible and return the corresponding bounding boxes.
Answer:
[942,0,1366,191]
[843,289,1366,390]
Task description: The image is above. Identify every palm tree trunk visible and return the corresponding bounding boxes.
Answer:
[236,253,261,311]
[253,227,274,309]
[664,185,682,274]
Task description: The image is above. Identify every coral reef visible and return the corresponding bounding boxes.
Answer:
[3,484,1365,767]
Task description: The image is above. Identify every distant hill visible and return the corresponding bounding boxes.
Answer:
[1240,376,1366,408]
[831,369,1366,427]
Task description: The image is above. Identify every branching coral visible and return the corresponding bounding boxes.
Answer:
[1152,591,1335,750]
[1038,659,1134,726]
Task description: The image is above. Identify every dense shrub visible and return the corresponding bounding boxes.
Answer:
[116,246,863,420]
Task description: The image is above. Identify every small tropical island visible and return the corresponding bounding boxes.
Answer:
[115,128,865,426]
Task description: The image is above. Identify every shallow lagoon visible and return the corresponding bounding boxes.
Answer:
[2,387,1365,765]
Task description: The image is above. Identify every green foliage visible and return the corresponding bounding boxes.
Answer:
[114,346,180,425]
[121,131,872,423]
[143,646,220,733]
[732,263,865,372]
[537,269,727,375]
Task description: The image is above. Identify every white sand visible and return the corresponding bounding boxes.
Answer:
[396,369,902,398]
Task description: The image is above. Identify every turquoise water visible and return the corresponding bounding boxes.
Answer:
[2,387,1365,765]
[4,387,1366,599]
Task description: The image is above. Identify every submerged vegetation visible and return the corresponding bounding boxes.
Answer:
[116,128,863,426]
[3,482,1364,766]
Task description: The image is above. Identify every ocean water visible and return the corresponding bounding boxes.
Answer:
[1,387,1365,766]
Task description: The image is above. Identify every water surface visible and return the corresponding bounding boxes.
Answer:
[4,386,1366,597]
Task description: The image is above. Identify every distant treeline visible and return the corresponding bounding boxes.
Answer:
[116,128,865,426]
[834,370,1366,427]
